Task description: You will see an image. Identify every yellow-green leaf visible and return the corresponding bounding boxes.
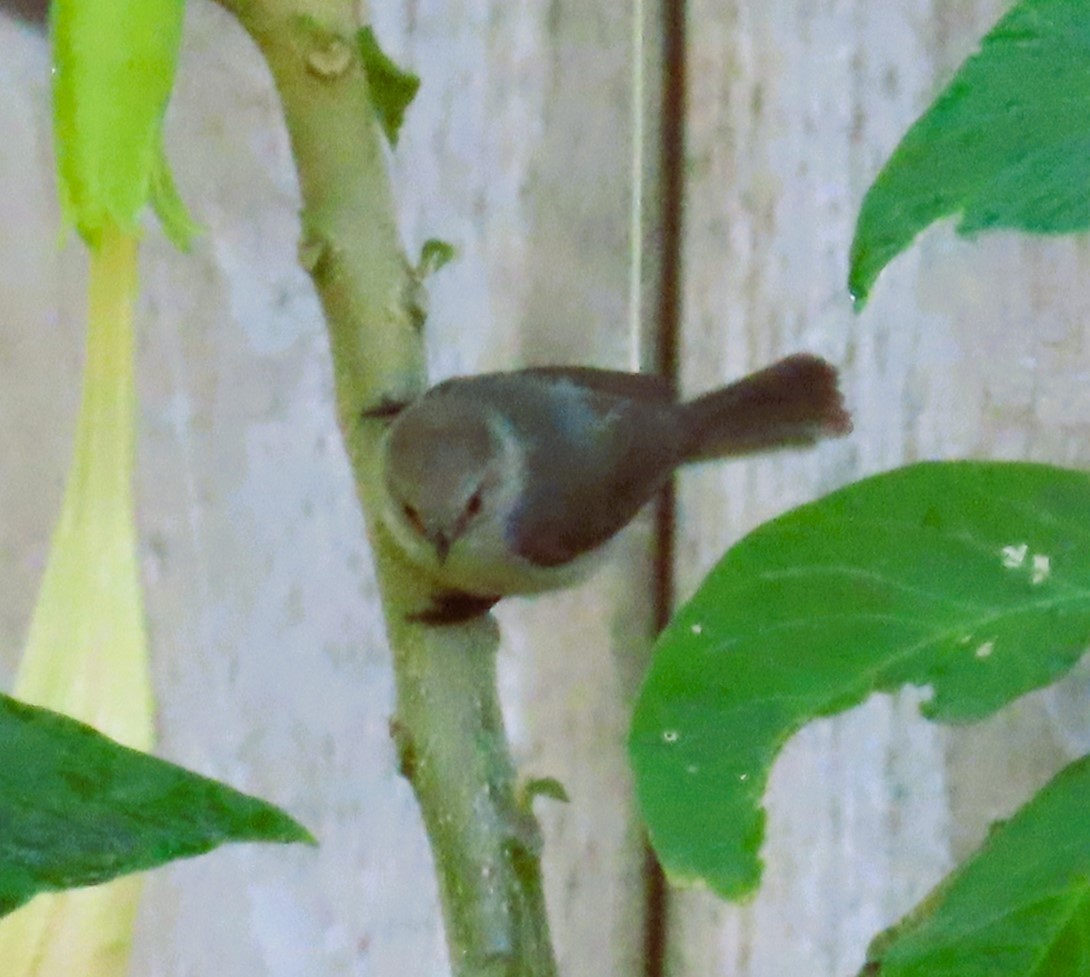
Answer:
[52,0,192,247]
[418,238,456,278]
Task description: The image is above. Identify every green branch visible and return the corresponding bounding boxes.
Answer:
[210,0,558,972]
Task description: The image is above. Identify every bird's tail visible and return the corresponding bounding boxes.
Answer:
[679,354,851,463]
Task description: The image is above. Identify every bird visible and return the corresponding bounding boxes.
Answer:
[378,354,850,623]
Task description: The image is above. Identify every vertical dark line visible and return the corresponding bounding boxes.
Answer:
[645,1,686,977]
[656,0,685,387]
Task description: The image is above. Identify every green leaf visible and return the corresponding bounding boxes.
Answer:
[630,461,1090,899]
[861,755,1090,977]
[52,0,192,246]
[150,141,201,251]
[418,238,457,278]
[849,0,1090,308]
[521,777,571,806]
[357,26,421,146]
[0,692,314,917]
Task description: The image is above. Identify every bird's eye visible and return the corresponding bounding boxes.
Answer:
[402,503,426,535]
[466,490,483,518]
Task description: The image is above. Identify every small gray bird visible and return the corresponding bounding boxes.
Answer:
[379,354,850,622]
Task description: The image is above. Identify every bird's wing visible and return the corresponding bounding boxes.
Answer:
[517,366,677,403]
[500,371,683,567]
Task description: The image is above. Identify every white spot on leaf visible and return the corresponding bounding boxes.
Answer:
[1001,544,1053,585]
[1001,543,1028,568]
[662,729,679,744]
[690,623,703,635]
[975,641,995,659]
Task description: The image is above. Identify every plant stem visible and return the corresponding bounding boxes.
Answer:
[210,1,558,973]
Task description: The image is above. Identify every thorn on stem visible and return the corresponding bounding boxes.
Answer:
[388,717,417,780]
[360,398,412,422]
[298,230,333,276]
[408,592,501,625]
[305,35,353,79]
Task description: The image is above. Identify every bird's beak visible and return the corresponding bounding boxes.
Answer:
[432,532,451,564]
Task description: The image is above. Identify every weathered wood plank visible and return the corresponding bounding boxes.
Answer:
[669,1,1090,974]
[382,2,659,970]
[7,1,1088,974]
[0,1,657,973]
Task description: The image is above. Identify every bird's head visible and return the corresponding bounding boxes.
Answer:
[383,397,514,565]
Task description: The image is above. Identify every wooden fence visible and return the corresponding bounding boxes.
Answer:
[1,0,1087,973]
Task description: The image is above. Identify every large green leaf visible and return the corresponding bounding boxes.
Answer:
[861,755,1090,977]
[630,461,1090,898]
[52,0,194,247]
[0,692,313,916]
[849,0,1090,307]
